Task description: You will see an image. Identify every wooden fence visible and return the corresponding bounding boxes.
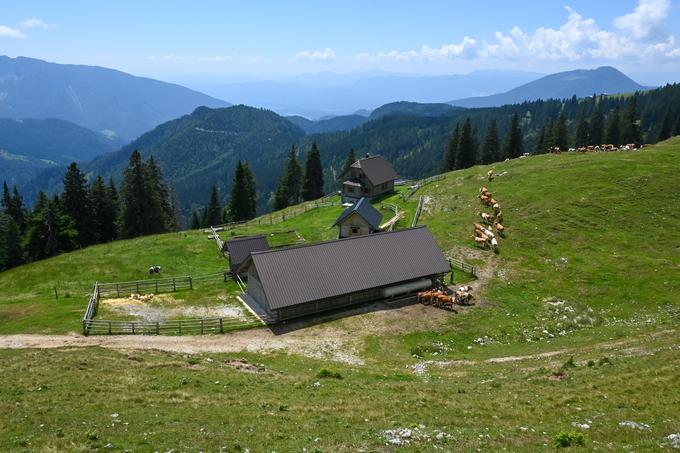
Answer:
[402,174,445,201]
[83,317,261,336]
[82,282,99,331]
[412,196,425,227]
[96,272,227,298]
[449,258,477,277]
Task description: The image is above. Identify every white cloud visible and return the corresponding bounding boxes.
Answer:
[294,48,336,61]
[614,0,670,39]
[20,18,56,30]
[0,25,25,39]
[350,0,680,65]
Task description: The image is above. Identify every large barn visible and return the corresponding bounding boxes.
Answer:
[237,226,450,323]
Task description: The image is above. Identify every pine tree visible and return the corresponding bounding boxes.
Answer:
[657,108,673,141]
[674,114,680,137]
[605,106,621,146]
[121,150,150,238]
[503,113,524,159]
[0,214,23,269]
[62,162,93,247]
[191,210,201,229]
[536,126,547,154]
[575,107,590,147]
[242,162,257,220]
[227,162,247,221]
[443,124,460,171]
[480,119,500,164]
[205,185,223,226]
[621,96,642,145]
[589,101,604,146]
[553,111,569,151]
[340,148,356,178]
[456,118,476,169]
[145,156,173,233]
[274,145,302,209]
[89,176,119,243]
[2,183,26,232]
[1,182,11,215]
[24,195,77,260]
[544,119,556,150]
[302,142,324,201]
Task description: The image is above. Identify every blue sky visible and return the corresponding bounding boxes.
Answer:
[2,0,680,84]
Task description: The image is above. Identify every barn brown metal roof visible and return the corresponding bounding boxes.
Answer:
[225,235,269,274]
[241,226,450,310]
[344,155,399,186]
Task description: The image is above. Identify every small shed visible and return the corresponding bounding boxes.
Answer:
[333,197,383,238]
[237,226,450,323]
[225,235,269,276]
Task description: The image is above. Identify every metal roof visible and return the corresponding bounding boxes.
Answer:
[225,235,269,273]
[346,155,399,186]
[333,197,383,230]
[242,226,450,310]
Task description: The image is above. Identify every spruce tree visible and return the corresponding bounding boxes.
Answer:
[605,107,621,146]
[205,185,223,226]
[536,126,546,154]
[285,145,302,205]
[553,111,569,151]
[145,156,173,233]
[674,114,680,137]
[89,176,119,243]
[62,162,93,246]
[0,214,23,269]
[443,124,460,171]
[575,107,590,147]
[1,182,11,215]
[242,162,257,220]
[503,113,524,159]
[621,96,642,145]
[25,195,77,260]
[121,150,150,238]
[227,162,247,222]
[191,210,201,229]
[589,101,604,146]
[2,183,26,232]
[302,142,324,201]
[657,108,673,141]
[340,148,356,178]
[480,119,500,164]
[456,118,476,169]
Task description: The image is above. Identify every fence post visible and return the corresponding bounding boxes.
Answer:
[189,276,193,290]
[200,319,204,335]
[155,280,158,293]
[116,284,120,297]
[131,322,135,334]
[173,278,176,291]
[156,322,160,335]
[219,318,224,334]
[109,321,112,335]
[178,320,182,335]
[136,282,140,294]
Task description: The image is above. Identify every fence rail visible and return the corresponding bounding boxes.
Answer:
[96,272,227,298]
[402,174,445,201]
[82,282,99,331]
[412,196,425,227]
[449,258,477,277]
[83,317,261,336]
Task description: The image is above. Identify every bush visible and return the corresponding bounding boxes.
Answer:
[553,431,585,448]
[562,356,576,369]
[587,359,595,367]
[316,368,342,379]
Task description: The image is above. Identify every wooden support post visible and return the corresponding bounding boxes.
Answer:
[219,318,224,334]
[54,287,58,300]
[173,278,176,291]
[189,276,193,290]
[131,322,135,334]
[116,284,120,297]
[155,281,158,293]
[200,319,204,335]
[109,321,112,335]
[136,282,140,293]
[178,320,182,335]
[156,322,160,335]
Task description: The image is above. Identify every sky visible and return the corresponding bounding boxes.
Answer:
[1,0,680,85]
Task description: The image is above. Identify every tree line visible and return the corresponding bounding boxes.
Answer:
[272,142,325,210]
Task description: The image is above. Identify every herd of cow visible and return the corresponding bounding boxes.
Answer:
[550,143,648,154]
[416,285,474,311]
[475,183,505,253]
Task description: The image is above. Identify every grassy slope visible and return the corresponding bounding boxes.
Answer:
[0,140,679,450]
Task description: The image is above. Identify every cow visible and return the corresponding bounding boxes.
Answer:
[490,237,499,253]
[489,198,498,206]
[148,265,162,276]
[493,202,501,213]
[495,222,505,236]
[495,211,503,223]
[480,194,491,205]
[474,236,489,248]
[480,212,494,224]
[486,170,494,181]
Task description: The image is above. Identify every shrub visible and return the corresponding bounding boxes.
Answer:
[598,357,611,366]
[553,431,585,448]
[587,360,595,367]
[562,356,576,369]
[316,368,342,379]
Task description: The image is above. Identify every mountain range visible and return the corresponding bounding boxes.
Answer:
[0,118,123,186]
[450,66,646,108]
[177,70,544,118]
[0,56,230,141]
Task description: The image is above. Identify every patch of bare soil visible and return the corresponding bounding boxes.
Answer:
[225,358,267,373]
[100,295,249,322]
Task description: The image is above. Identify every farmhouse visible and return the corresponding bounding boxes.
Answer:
[225,235,269,277]
[237,226,450,323]
[341,154,398,203]
[333,197,383,238]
